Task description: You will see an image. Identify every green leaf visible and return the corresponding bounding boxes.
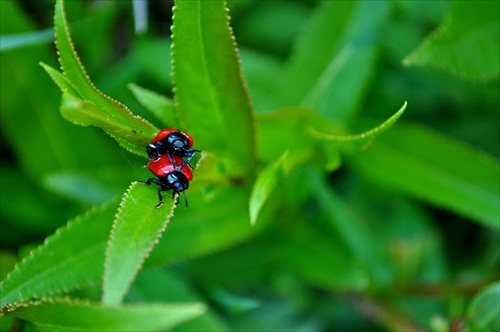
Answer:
[102,182,176,305]
[171,0,256,178]
[40,62,80,100]
[249,151,288,225]
[351,123,500,230]
[6,298,205,332]
[52,0,157,156]
[1,1,114,174]
[465,282,500,332]
[0,202,117,308]
[310,101,407,146]
[128,83,178,128]
[280,1,390,124]
[404,1,500,81]
[59,94,146,157]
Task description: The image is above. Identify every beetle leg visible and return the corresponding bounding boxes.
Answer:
[155,187,167,208]
[141,178,162,186]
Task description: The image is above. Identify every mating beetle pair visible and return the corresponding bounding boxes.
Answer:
[141,129,201,208]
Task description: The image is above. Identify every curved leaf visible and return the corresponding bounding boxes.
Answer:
[102,182,176,305]
[52,0,157,156]
[404,1,500,81]
[249,151,288,225]
[40,62,80,100]
[171,0,256,178]
[0,202,117,308]
[309,101,407,145]
[5,298,205,332]
[59,94,146,157]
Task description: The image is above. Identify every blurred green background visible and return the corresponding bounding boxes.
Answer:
[1,0,499,331]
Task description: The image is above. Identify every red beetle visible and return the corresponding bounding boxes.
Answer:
[147,128,200,168]
[142,154,192,208]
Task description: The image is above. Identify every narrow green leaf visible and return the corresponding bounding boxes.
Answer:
[249,151,288,225]
[128,83,178,128]
[172,0,256,178]
[6,298,205,332]
[0,202,117,307]
[53,0,157,155]
[102,182,176,305]
[404,1,500,81]
[40,62,80,100]
[59,94,146,157]
[309,101,407,145]
[465,282,500,332]
[351,123,500,230]
[307,168,393,287]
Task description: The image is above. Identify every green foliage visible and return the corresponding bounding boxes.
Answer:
[102,183,176,305]
[1,0,498,331]
[7,298,205,331]
[0,201,116,307]
[249,151,288,225]
[47,0,158,157]
[128,83,178,128]
[404,1,500,81]
[171,0,256,179]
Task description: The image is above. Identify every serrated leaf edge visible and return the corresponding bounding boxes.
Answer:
[0,201,117,311]
[2,295,205,318]
[308,101,407,142]
[403,4,499,82]
[170,0,257,171]
[102,182,176,305]
[54,0,131,113]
